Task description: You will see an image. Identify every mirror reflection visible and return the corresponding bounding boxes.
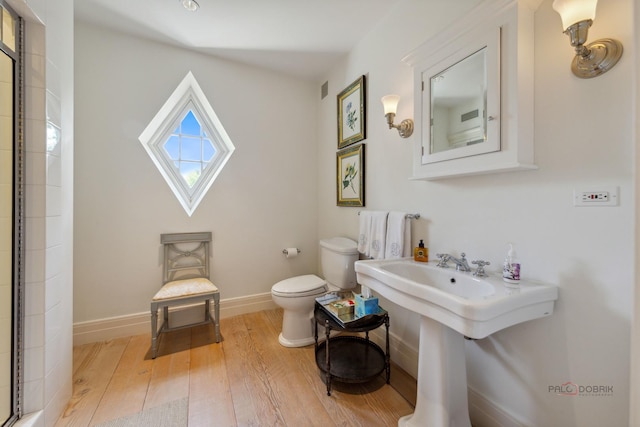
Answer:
[430,48,487,155]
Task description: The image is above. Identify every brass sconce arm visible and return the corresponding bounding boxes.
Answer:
[385,112,414,138]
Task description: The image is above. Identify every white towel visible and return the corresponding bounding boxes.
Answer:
[357,211,372,255]
[369,211,388,259]
[385,212,411,258]
[358,211,388,259]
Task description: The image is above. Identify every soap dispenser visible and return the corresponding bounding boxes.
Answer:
[502,243,521,284]
[414,240,428,262]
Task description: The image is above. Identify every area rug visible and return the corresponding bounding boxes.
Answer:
[95,397,188,427]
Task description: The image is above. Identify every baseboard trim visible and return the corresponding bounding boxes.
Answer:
[468,387,525,427]
[73,292,277,346]
[15,410,43,427]
[369,327,419,379]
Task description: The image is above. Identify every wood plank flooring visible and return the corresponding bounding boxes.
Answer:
[56,308,415,427]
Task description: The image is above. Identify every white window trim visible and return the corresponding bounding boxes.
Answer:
[139,71,235,216]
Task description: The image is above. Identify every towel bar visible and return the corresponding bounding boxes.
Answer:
[357,211,420,219]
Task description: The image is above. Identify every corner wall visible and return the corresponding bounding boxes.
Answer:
[317,0,634,425]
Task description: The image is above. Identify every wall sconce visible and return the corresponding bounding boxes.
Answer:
[381,95,414,138]
[552,0,622,78]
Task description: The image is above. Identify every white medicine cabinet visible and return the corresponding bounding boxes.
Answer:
[403,0,539,180]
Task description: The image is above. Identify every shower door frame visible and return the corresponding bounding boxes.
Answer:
[1,1,25,425]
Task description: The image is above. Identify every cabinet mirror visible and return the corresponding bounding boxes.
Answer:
[404,0,536,180]
[422,28,500,165]
[430,48,486,154]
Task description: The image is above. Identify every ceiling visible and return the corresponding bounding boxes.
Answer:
[74,0,403,81]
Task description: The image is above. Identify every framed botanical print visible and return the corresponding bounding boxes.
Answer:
[337,144,365,207]
[337,75,366,149]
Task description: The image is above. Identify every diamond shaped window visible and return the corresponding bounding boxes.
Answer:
[139,72,235,216]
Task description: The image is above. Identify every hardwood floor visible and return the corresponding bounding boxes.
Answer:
[56,309,415,426]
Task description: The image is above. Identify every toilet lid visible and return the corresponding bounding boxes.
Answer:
[319,237,358,254]
[272,274,327,296]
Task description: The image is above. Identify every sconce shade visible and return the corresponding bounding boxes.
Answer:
[552,0,597,30]
[381,95,400,115]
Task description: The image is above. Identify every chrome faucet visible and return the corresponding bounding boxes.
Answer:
[436,252,471,272]
[450,253,471,272]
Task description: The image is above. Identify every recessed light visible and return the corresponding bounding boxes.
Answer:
[181,0,199,12]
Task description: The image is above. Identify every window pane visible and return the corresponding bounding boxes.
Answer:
[203,139,216,162]
[180,161,201,188]
[163,135,180,160]
[2,8,16,52]
[181,111,201,136]
[181,136,201,161]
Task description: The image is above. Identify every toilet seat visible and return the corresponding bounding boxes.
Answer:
[271,274,327,298]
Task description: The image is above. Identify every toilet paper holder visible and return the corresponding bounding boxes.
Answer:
[282,248,301,255]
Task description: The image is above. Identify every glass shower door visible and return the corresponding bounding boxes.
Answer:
[0,2,22,425]
[0,46,14,427]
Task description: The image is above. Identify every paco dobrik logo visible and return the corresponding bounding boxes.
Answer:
[555,382,578,396]
[549,381,613,397]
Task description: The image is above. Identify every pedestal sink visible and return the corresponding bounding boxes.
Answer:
[355,258,558,427]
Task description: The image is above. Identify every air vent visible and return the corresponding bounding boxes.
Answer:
[321,81,329,100]
[461,109,479,122]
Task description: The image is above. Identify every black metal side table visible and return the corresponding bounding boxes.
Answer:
[314,301,390,396]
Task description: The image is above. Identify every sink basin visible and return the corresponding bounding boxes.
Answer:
[379,262,495,298]
[355,258,557,339]
[354,257,558,427]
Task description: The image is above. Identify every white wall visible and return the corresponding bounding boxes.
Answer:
[317,0,634,426]
[73,23,319,322]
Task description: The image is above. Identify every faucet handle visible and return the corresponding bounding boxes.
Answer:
[436,253,450,268]
[472,260,490,277]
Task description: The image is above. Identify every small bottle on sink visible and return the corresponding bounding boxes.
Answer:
[414,240,428,262]
[502,243,521,284]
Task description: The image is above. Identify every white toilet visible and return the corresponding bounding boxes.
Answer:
[271,237,359,347]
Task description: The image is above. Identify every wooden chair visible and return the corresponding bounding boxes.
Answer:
[151,232,220,358]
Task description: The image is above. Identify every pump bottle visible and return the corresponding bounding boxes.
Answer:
[502,243,521,284]
[414,240,428,262]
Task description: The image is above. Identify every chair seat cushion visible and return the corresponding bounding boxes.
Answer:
[152,277,219,301]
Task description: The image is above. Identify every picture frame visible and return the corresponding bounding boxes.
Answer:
[337,75,366,149]
[337,144,365,207]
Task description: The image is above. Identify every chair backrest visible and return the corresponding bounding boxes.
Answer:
[161,232,212,284]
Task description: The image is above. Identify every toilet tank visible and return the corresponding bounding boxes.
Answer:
[319,237,359,290]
